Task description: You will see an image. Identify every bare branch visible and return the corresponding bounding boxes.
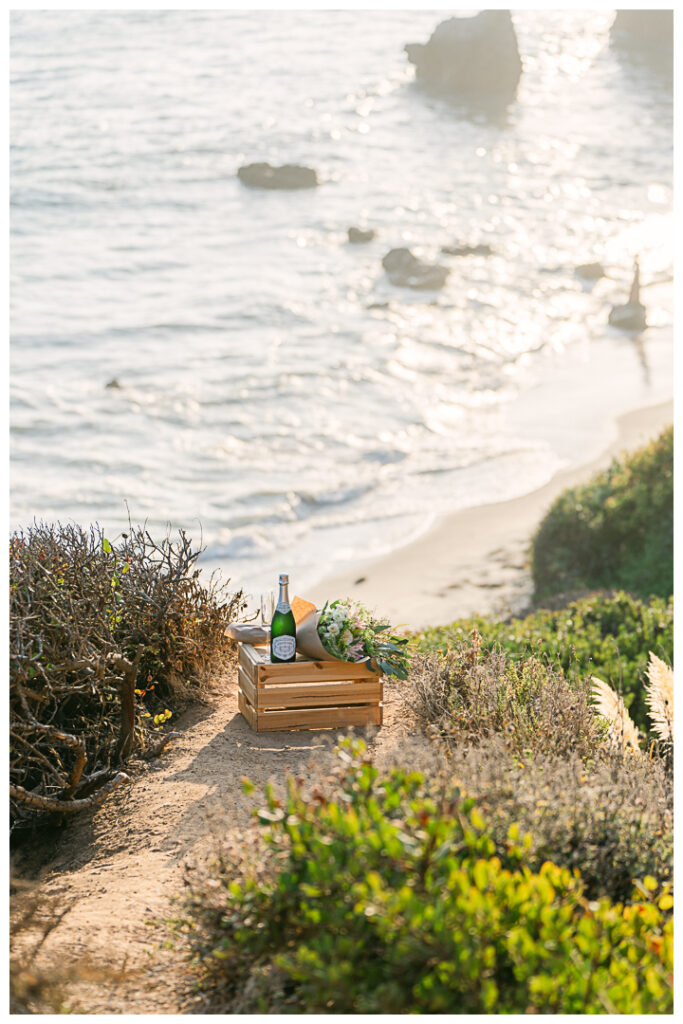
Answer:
[10,520,244,828]
[10,773,130,813]
[142,731,182,760]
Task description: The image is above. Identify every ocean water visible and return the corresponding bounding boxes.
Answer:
[10,10,673,599]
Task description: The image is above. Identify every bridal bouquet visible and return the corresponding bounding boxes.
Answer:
[317,598,410,679]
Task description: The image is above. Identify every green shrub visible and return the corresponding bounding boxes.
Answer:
[531,427,673,602]
[415,591,673,732]
[180,742,672,1014]
[10,521,244,830]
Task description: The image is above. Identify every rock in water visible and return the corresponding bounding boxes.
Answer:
[348,226,376,244]
[382,248,449,290]
[237,163,318,189]
[405,11,522,99]
[442,242,494,257]
[105,378,122,389]
[575,262,605,280]
[611,11,673,79]
[608,258,647,331]
[612,10,672,46]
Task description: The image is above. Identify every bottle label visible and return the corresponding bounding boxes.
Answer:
[272,635,296,660]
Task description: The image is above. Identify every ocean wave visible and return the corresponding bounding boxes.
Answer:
[363,448,407,465]
[296,483,375,509]
[202,532,275,560]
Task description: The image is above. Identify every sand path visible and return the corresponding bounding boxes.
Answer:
[13,669,407,1014]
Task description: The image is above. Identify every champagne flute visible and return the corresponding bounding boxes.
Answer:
[260,591,275,635]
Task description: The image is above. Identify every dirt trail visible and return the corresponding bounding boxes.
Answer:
[12,670,408,1014]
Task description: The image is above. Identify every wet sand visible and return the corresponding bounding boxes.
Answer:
[308,400,673,630]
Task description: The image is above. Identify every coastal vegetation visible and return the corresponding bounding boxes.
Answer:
[9,521,243,831]
[417,427,674,737]
[407,638,672,903]
[179,740,672,1014]
[178,428,673,1012]
[10,430,674,1012]
[531,426,673,602]
[416,591,672,733]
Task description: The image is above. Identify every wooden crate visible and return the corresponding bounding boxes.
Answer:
[237,643,383,732]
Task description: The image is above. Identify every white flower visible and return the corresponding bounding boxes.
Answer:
[327,623,340,637]
[342,630,353,646]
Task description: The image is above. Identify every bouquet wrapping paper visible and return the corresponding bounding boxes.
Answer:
[291,596,356,662]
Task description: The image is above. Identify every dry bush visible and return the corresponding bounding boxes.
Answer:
[362,731,671,904]
[445,737,672,903]
[10,521,244,832]
[408,634,603,760]
[403,636,672,901]
[415,591,673,733]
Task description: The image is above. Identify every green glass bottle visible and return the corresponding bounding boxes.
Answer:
[270,573,297,663]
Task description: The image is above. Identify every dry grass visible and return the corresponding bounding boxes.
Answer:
[402,633,672,901]
[591,652,673,766]
[644,652,674,743]
[445,739,672,902]
[407,633,603,760]
[591,676,641,752]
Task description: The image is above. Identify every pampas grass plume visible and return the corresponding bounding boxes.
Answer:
[591,676,641,753]
[644,652,673,743]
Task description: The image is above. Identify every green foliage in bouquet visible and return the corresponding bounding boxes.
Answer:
[180,741,672,1014]
[318,599,410,678]
[414,591,673,733]
[531,427,673,602]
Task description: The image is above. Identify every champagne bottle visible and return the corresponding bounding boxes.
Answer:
[270,573,296,663]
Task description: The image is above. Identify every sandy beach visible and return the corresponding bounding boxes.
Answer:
[309,399,673,630]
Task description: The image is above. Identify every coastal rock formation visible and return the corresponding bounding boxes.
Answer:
[442,242,494,257]
[612,10,672,47]
[348,227,376,244]
[575,262,605,280]
[405,11,522,100]
[382,248,449,290]
[611,11,673,79]
[608,258,646,331]
[237,163,318,189]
